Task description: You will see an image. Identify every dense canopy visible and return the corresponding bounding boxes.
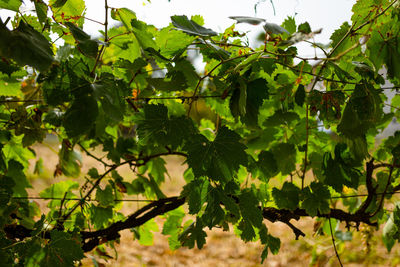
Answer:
[0,0,400,265]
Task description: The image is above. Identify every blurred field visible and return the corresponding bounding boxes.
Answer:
[27,143,400,267]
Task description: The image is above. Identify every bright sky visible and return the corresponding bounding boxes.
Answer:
[0,0,356,55]
[84,0,356,56]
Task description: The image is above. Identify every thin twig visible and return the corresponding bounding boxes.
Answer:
[90,0,109,76]
[301,104,309,189]
[187,52,259,116]
[78,143,112,167]
[329,217,343,267]
[61,151,187,222]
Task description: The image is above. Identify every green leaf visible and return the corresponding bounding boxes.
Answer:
[63,94,99,138]
[136,104,196,148]
[322,147,361,192]
[298,22,311,34]
[0,0,21,11]
[146,75,187,91]
[368,34,400,81]
[230,78,270,127]
[202,188,225,227]
[237,219,256,242]
[49,0,85,24]
[40,180,79,198]
[171,15,217,37]
[156,26,196,58]
[181,179,209,214]
[239,190,263,228]
[331,21,350,44]
[87,167,99,179]
[271,143,297,175]
[272,182,300,210]
[111,8,136,30]
[95,185,114,207]
[217,188,240,218]
[282,16,296,34]
[58,143,82,178]
[162,208,185,236]
[308,90,345,124]
[0,20,53,72]
[89,204,113,228]
[185,127,247,182]
[383,206,400,252]
[130,19,157,49]
[257,151,278,180]
[92,75,128,122]
[301,182,331,217]
[34,1,48,25]
[135,219,159,246]
[259,225,280,262]
[65,22,98,58]
[264,110,299,127]
[179,218,207,249]
[51,0,67,8]
[337,84,382,157]
[7,159,31,196]
[102,26,141,63]
[42,231,84,267]
[295,84,305,107]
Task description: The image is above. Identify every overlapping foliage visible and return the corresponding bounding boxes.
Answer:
[0,0,400,265]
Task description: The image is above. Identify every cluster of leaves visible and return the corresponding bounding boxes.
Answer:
[0,0,400,265]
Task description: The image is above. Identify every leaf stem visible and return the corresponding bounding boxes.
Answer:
[329,217,343,267]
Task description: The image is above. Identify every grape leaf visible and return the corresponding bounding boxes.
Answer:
[0,20,53,72]
[181,179,209,214]
[271,143,297,175]
[272,182,300,210]
[156,26,196,58]
[298,22,311,34]
[185,126,248,182]
[239,190,263,228]
[136,104,196,148]
[264,110,299,127]
[41,231,84,267]
[282,16,296,34]
[179,219,207,249]
[96,185,114,207]
[301,182,331,217]
[92,75,128,122]
[238,219,256,242]
[322,148,361,192]
[230,78,270,127]
[257,151,278,180]
[89,204,113,228]
[202,188,225,227]
[49,0,85,24]
[65,22,98,58]
[171,15,217,37]
[63,94,99,138]
[295,84,305,107]
[0,0,21,11]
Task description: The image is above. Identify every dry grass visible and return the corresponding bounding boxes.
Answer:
[26,143,400,267]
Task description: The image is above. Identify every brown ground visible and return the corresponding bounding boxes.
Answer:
[27,143,400,267]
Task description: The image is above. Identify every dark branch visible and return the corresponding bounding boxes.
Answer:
[356,158,377,215]
[4,195,377,253]
[81,196,186,252]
